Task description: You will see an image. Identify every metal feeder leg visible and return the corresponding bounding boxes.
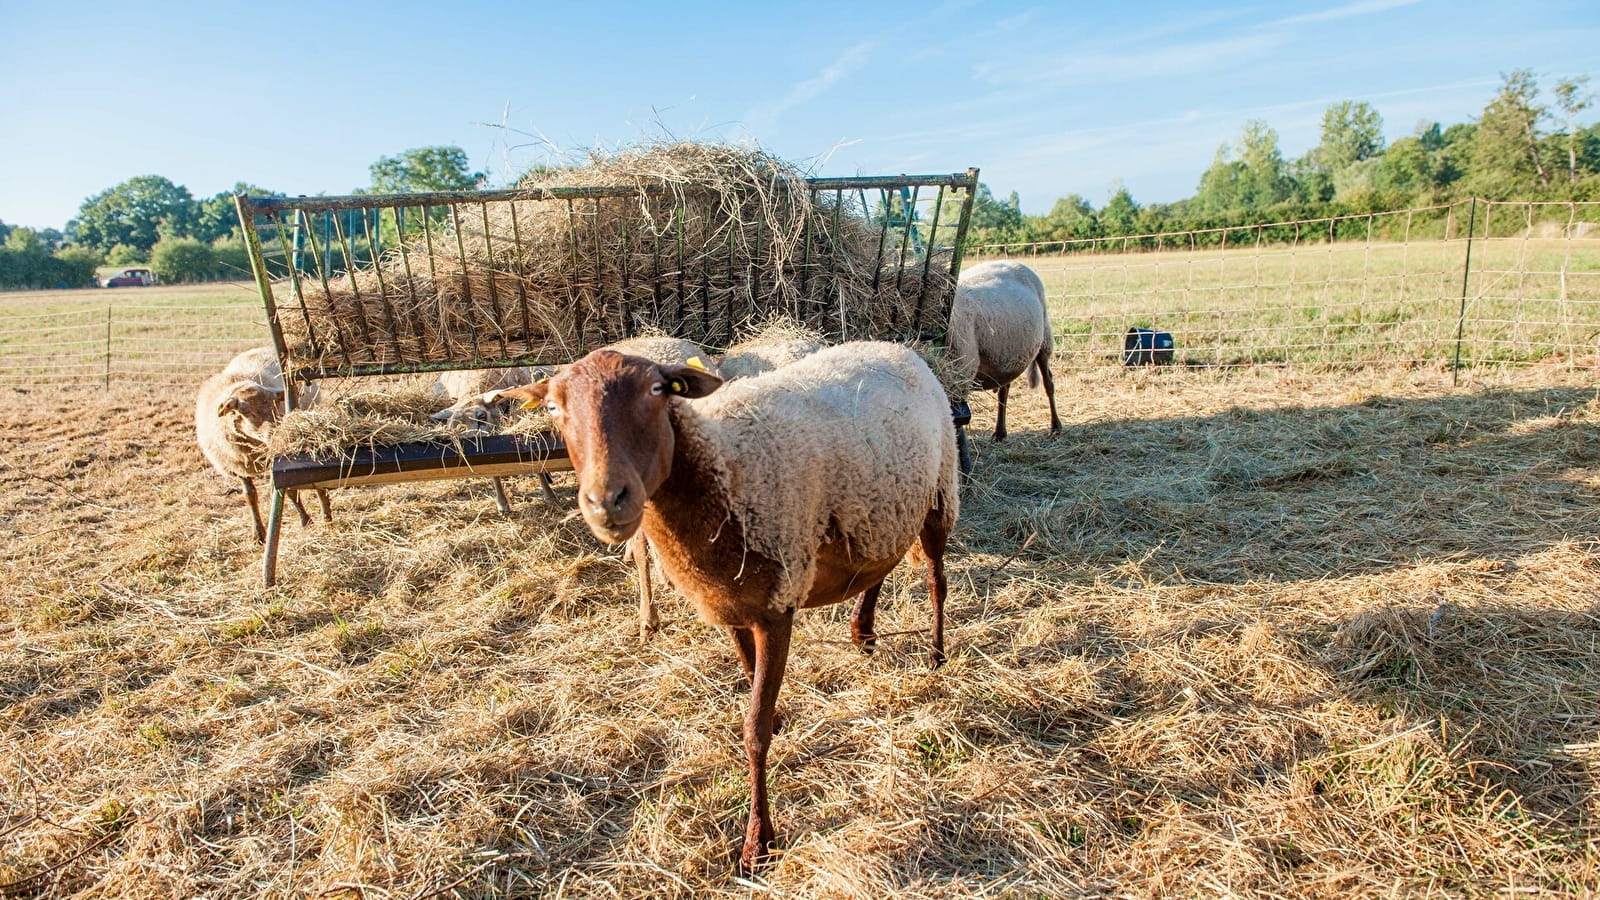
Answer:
[263,488,286,587]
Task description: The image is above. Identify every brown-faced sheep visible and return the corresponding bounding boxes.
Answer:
[597,335,718,638]
[946,260,1061,442]
[502,340,958,872]
[195,347,330,541]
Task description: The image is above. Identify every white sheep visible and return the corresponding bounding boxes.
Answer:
[717,336,822,381]
[195,347,330,542]
[429,366,542,429]
[946,260,1061,442]
[502,340,958,871]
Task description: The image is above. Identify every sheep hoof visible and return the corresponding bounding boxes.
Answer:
[929,649,946,670]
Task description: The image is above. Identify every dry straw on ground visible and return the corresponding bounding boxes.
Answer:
[277,143,954,373]
[3,363,1599,897]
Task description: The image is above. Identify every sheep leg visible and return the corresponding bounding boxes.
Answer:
[491,478,513,515]
[992,382,1010,442]
[739,612,793,874]
[728,626,756,683]
[241,477,265,544]
[631,534,659,638]
[850,583,883,653]
[315,488,334,522]
[1035,351,1062,434]
[538,472,559,504]
[289,490,313,527]
[920,517,950,669]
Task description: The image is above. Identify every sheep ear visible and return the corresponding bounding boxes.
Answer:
[661,364,722,398]
[499,382,550,409]
[217,396,241,417]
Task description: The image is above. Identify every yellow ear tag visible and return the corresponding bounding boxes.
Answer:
[668,377,687,394]
[686,356,708,372]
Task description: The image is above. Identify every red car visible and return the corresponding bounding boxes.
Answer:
[102,267,156,287]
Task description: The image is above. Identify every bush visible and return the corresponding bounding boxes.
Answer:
[149,237,216,284]
[52,247,102,288]
[106,243,146,266]
[210,237,252,281]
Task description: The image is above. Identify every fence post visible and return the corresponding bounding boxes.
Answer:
[104,305,112,388]
[1451,197,1478,386]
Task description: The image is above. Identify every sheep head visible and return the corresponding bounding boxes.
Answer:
[501,349,721,545]
[217,381,285,444]
[428,389,515,431]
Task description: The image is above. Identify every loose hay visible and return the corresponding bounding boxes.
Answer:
[5,363,1599,897]
[273,143,957,374]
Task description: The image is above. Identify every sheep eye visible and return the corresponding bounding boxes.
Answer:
[649,382,665,396]
[546,402,561,415]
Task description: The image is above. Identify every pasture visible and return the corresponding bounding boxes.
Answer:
[3,355,1599,896]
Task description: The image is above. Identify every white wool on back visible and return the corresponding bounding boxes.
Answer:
[670,341,958,612]
[946,260,1052,389]
[717,338,822,381]
[224,345,320,408]
[434,367,535,401]
[605,336,713,371]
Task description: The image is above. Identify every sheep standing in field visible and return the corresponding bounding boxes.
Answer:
[946,260,1061,443]
[502,340,958,872]
[195,347,330,542]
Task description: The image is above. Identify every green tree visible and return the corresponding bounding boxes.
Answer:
[369,146,483,193]
[1044,193,1096,240]
[1313,100,1385,174]
[1472,69,1552,195]
[193,183,280,244]
[1099,184,1140,235]
[1236,120,1292,209]
[1375,136,1435,196]
[74,175,195,253]
[1193,143,1245,215]
[969,183,1024,232]
[1554,76,1595,183]
[149,237,217,283]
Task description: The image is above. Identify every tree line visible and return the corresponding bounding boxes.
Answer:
[963,69,1598,249]
[0,147,480,289]
[3,69,1595,289]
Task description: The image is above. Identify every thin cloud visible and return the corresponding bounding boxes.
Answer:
[1272,0,1423,27]
[743,41,875,136]
[975,31,1282,87]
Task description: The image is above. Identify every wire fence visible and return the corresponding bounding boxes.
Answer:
[0,301,266,387]
[970,198,1600,371]
[2,199,1598,387]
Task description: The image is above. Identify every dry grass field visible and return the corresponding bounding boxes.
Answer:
[4,361,1599,897]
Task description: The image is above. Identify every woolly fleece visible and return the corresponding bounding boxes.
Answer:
[667,341,958,613]
[946,260,1052,390]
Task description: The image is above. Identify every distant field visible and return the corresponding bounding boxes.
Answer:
[0,282,266,386]
[2,236,1599,387]
[981,237,1600,368]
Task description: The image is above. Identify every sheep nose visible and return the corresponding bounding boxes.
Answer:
[584,484,629,520]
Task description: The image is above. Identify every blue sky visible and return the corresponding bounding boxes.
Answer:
[2,0,1596,230]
